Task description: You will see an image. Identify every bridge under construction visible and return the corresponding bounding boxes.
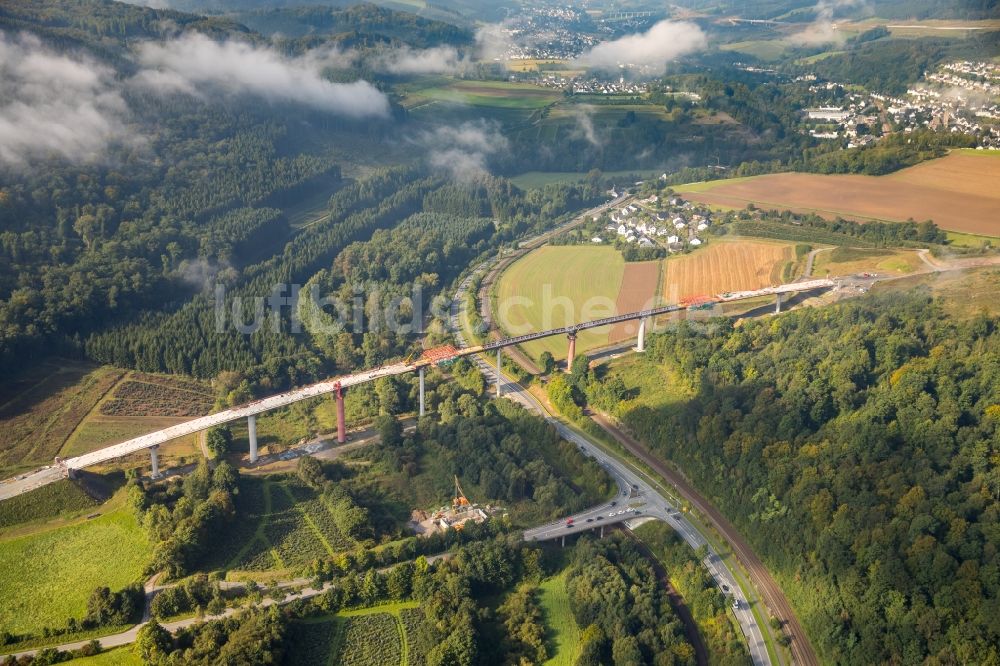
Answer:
[1,278,838,498]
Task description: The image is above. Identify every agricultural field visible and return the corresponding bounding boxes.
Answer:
[0,363,123,475]
[493,240,799,361]
[677,152,1000,236]
[202,477,355,573]
[660,239,796,303]
[57,370,212,462]
[402,79,559,109]
[719,39,789,61]
[284,602,420,666]
[538,570,581,666]
[505,58,569,72]
[336,612,403,666]
[841,18,1000,38]
[811,246,924,278]
[0,503,150,636]
[494,245,626,361]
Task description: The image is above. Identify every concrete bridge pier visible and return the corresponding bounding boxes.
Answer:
[635,317,647,352]
[775,293,783,314]
[565,332,577,373]
[335,383,346,444]
[600,525,604,539]
[248,415,258,464]
[418,367,425,417]
[561,535,566,548]
[150,444,160,478]
[495,348,502,397]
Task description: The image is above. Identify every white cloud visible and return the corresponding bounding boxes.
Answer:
[373,45,465,75]
[134,33,390,118]
[577,20,707,73]
[475,22,515,61]
[0,33,136,169]
[419,121,508,180]
[790,0,867,45]
[570,105,604,148]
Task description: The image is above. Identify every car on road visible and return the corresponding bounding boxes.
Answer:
[732,598,740,611]
[596,516,604,521]
[610,501,617,506]
[585,518,593,523]
[608,512,615,517]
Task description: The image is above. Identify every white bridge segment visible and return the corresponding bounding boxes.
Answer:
[55,279,835,474]
[64,362,414,470]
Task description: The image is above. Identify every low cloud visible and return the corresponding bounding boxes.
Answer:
[134,33,390,118]
[577,20,707,73]
[475,22,516,61]
[419,121,508,180]
[0,33,136,169]
[570,106,604,148]
[790,0,867,45]
[373,45,465,75]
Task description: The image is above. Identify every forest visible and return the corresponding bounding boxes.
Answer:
[590,294,1000,664]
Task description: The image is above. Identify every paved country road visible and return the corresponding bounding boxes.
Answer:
[451,253,772,666]
[593,413,820,666]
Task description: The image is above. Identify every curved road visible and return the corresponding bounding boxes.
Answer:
[451,261,771,666]
[594,415,819,666]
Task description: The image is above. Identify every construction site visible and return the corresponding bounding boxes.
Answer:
[408,476,504,536]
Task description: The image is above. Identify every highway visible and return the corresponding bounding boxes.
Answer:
[451,260,772,666]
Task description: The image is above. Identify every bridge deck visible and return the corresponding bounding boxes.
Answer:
[52,278,834,472]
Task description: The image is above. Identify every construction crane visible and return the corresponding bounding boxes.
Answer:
[452,475,470,509]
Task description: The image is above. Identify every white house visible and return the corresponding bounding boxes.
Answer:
[690,238,702,246]
[617,224,628,236]
[591,237,603,243]
[674,221,687,230]
[667,235,680,244]
[697,223,709,231]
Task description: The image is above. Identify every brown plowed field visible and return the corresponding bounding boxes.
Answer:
[680,153,1000,235]
[661,240,793,302]
[609,261,660,343]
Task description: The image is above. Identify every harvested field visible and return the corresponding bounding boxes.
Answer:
[678,153,1000,236]
[609,261,660,343]
[661,239,794,302]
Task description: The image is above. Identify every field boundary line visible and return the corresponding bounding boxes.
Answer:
[282,484,337,558]
[51,369,128,461]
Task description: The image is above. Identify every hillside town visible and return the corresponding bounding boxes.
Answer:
[799,60,1000,149]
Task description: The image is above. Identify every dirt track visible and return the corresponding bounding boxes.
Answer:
[592,413,820,666]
